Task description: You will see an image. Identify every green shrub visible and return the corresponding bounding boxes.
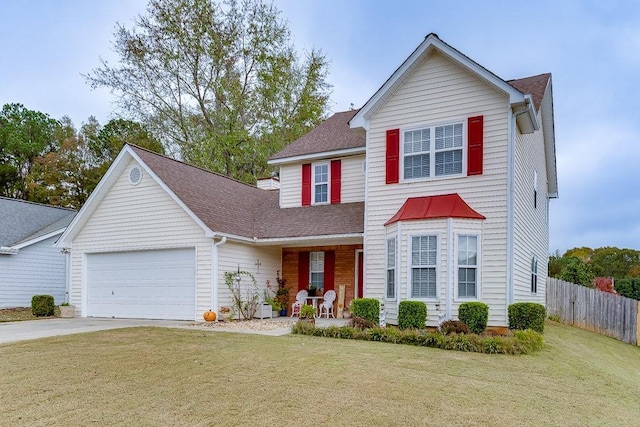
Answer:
[614,278,640,300]
[398,301,427,329]
[458,302,489,334]
[440,320,469,335]
[300,304,315,319]
[350,298,379,325]
[31,295,54,317]
[292,323,543,354]
[508,302,546,333]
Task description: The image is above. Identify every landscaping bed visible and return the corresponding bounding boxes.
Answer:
[0,307,60,322]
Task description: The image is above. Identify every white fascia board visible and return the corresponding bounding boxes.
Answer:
[267,147,365,166]
[55,148,134,248]
[254,233,363,245]
[0,247,19,255]
[350,34,526,130]
[127,148,215,238]
[13,228,65,250]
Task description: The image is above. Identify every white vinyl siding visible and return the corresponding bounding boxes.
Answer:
[0,236,67,308]
[70,158,212,320]
[365,51,511,326]
[278,155,365,208]
[512,84,551,305]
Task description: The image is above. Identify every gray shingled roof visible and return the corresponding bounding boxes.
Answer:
[268,109,365,161]
[0,197,76,247]
[131,146,364,239]
[507,73,551,111]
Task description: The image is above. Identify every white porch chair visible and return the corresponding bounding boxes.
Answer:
[318,290,336,318]
[290,290,308,317]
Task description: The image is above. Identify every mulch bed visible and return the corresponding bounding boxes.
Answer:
[0,307,59,322]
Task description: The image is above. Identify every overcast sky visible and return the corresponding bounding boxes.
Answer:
[1,0,639,254]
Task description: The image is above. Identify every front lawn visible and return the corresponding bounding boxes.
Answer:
[1,321,639,425]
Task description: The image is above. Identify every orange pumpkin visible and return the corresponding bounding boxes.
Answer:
[203,310,217,322]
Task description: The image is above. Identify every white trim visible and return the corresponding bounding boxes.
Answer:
[64,249,71,304]
[311,162,330,205]
[400,119,467,183]
[350,33,527,130]
[0,247,19,254]
[407,233,439,301]
[128,165,143,186]
[255,233,363,245]
[453,233,481,302]
[81,252,87,317]
[446,218,453,319]
[13,228,66,250]
[56,146,215,248]
[267,147,365,166]
[213,236,227,315]
[506,111,515,309]
[396,221,402,315]
[385,234,397,301]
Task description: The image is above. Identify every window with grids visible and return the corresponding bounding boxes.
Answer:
[313,163,329,204]
[403,123,463,180]
[411,235,437,298]
[531,256,538,293]
[457,235,478,298]
[386,237,396,299]
[310,251,324,288]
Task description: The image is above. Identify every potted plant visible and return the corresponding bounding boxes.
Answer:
[59,302,75,318]
[275,271,289,316]
[266,298,280,317]
[299,304,315,325]
[219,306,232,321]
[308,283,317,297]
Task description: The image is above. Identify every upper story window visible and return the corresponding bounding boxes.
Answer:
[313,163,329,204]
[403,122,463,181]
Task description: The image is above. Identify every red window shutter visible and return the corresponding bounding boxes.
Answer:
[298,251,310,291]
[386,129,400,184]
[324,250,335,292]
[301,163,311,206]
[467,116,484,176]
[330,160,341,204]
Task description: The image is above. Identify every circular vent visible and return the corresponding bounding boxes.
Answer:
[128,166,142,185]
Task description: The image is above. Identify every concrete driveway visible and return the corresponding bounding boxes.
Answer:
[0,318,191,345]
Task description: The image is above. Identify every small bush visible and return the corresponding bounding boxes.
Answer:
[350,298,379,325]
[440,320,469,335]
[508,302,546,333]
[458,302,489,334]
[300,304,315,319]
[398,301,427,329]
[31,295,54,317]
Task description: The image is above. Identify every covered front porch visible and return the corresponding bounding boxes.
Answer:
[281,243,363,317]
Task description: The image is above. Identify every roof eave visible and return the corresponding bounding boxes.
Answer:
[267,146,366,166]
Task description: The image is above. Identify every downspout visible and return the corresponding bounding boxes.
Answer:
[396,221,402,317]
[212,237,227,316]
[446,218,453,320]
[63,248,71,304]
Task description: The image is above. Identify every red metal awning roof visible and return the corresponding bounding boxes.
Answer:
[384,193,485,226]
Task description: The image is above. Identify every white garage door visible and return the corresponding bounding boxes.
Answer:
[87,248,196,320]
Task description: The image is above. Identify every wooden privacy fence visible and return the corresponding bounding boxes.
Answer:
[546,277,639,345]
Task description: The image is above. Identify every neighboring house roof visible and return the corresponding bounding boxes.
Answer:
[384,194,485,226]
[0,197,75,249]
[268,109,365,163]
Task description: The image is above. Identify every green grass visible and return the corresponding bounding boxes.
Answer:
[1,321,639,426]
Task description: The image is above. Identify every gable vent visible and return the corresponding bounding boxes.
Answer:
[129,166,142,185]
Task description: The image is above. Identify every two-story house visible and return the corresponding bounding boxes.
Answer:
[56,34,556,326]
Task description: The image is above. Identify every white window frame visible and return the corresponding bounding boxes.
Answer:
[454,234,481,301]
[531,255,538,294]
[311,162,330,205]
[386,236,397,300]
[408,234,439,300]
[309,251,325,289]
[401,120,467,182]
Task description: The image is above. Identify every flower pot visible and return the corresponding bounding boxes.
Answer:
[280,309,287,316]
[59,305,75,318]
[272,310,280,318]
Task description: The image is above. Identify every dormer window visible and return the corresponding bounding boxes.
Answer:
[313,163,329,204]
